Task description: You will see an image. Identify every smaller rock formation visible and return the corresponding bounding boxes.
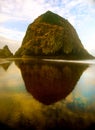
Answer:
[0,45,13,58]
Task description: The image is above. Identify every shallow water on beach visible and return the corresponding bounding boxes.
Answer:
[0,58,95,130]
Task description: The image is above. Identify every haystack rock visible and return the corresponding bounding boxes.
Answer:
[15,11,94,59]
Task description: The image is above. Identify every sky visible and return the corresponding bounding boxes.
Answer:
[0,0,95,55]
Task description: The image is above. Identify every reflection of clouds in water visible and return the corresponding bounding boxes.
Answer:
[0,62,26,92]
[0,92,95,130]
[0,93,41,126]
[66,65,95,112]
[75,65,95,97]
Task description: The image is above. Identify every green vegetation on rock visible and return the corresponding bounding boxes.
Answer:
[15,11,94,59]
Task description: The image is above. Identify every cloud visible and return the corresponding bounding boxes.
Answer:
[88,0,95,4]
[0,0,95,26]
[0,35,22,53]
[0,26,24,41]
[0,0,89,22]
[0,13,10,23]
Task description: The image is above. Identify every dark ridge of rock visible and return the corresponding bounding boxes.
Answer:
[15,11,94,59]
[0,45,13,58]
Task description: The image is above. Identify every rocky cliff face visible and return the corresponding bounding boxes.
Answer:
[0,45,13,58]
[15,11,93,59]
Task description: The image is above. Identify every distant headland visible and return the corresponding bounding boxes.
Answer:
[0,45,13,58]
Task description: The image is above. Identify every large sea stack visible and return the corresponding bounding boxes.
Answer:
[15,11,93,59]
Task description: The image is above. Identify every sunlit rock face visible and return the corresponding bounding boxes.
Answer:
[0,45,13,58]
[15,11,93,59]
[16,59,88,105]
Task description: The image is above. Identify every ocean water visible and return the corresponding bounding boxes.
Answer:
[0,58,95,130]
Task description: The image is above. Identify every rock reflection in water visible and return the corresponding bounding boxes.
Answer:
[16,59,88,105]
[0,62,12,71]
